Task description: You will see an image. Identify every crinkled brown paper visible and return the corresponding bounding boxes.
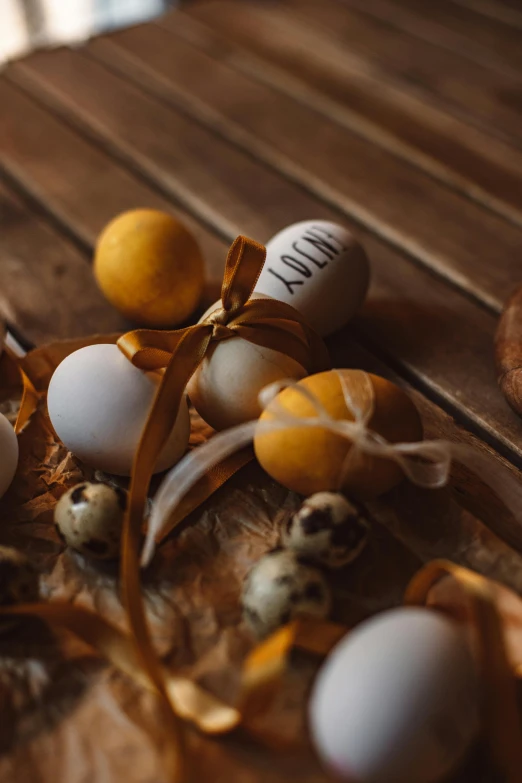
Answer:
[0,341,522,782]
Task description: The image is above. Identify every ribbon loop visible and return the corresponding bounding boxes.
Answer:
[220,235,266,314]
[112,235,329,778]
[117,327,206,372]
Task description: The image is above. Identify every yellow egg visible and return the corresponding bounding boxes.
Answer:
[254,370,423,499]
[94,209,204,327]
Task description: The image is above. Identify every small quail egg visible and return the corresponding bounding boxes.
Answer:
[0,546,39,606]
[54,482,127,560]
[242,548,331,639]
[283,492,369,568]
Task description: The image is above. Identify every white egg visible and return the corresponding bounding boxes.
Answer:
[255,220,370,336]
[309,607,479,783]
[0,413,18,498]
[48,344,190,476]
[187,296,306,430]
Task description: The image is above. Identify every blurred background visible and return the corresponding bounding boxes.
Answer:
[0,0,176,63]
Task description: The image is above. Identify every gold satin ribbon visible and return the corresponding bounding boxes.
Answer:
[233,560,522,771]
[0,563,521,779]
[4,240,521,779]
[117,235,328,377]
[116,235,329,549]
[0,236,331,781]
[0,345,39,434]
[406,560,522,783]
[115,235,329,780]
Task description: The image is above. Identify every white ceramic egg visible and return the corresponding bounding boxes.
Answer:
[187,296,306,430]
[255,220,369,336]
[47,344,190,476]
[309,607,479,783]
[0,413,18,498]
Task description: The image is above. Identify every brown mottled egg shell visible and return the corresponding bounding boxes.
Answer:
[242,548,331,639]
[0,546,39,606]
[283,492,369,568]
[54,482,127,560]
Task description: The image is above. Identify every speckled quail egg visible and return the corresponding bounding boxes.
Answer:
[54,481,127,560]
[242,548,331,639]
[283,492,369,569]
[0,546,39,607]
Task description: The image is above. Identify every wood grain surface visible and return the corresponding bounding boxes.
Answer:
[177,3,522,227]
[8,34,522,467]
[340,0,522,71]
[0,178,128,343]
[0,78,225,289]
[77,20,522,313]
[274,0,522,147]
[1,0,521,494]
[2,2,522,781]
[435,0,522,30]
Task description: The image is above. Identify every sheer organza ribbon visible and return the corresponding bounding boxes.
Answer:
[145,368,522,565]
[111,235,330,780]
[3,238,522,780]
[0,236,331,782]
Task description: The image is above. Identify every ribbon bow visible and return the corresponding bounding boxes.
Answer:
[146,369,522,564]
[258,370,455,489]
[0,236,330,781]
[2,319,522,780]
[117,235,328,377]
[114,235,330,778]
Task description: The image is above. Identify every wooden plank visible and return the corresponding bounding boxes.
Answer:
[340,0,522,72]
[331,337,522,555]
[453,0,522,29]
[171,4,522,228]
[7,45,522,470]
[88,22,522,310]
[0,178,127,345]
[0,77,225,291]
[186,0,522,150]
[7,50,324,251]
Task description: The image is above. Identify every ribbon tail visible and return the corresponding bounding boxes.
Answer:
[153,447,254,545]
[145,421,259,566]
[0,602,240,735]
[121,324,213,781]
[147,390,335,565]
[239,619,346,736]
[14,365,39,434]
[0,347,40,434]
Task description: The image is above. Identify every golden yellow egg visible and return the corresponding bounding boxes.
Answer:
[94,209,204,327]
[254,370,423,499]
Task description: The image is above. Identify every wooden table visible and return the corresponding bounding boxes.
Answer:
[2,1,522,780]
